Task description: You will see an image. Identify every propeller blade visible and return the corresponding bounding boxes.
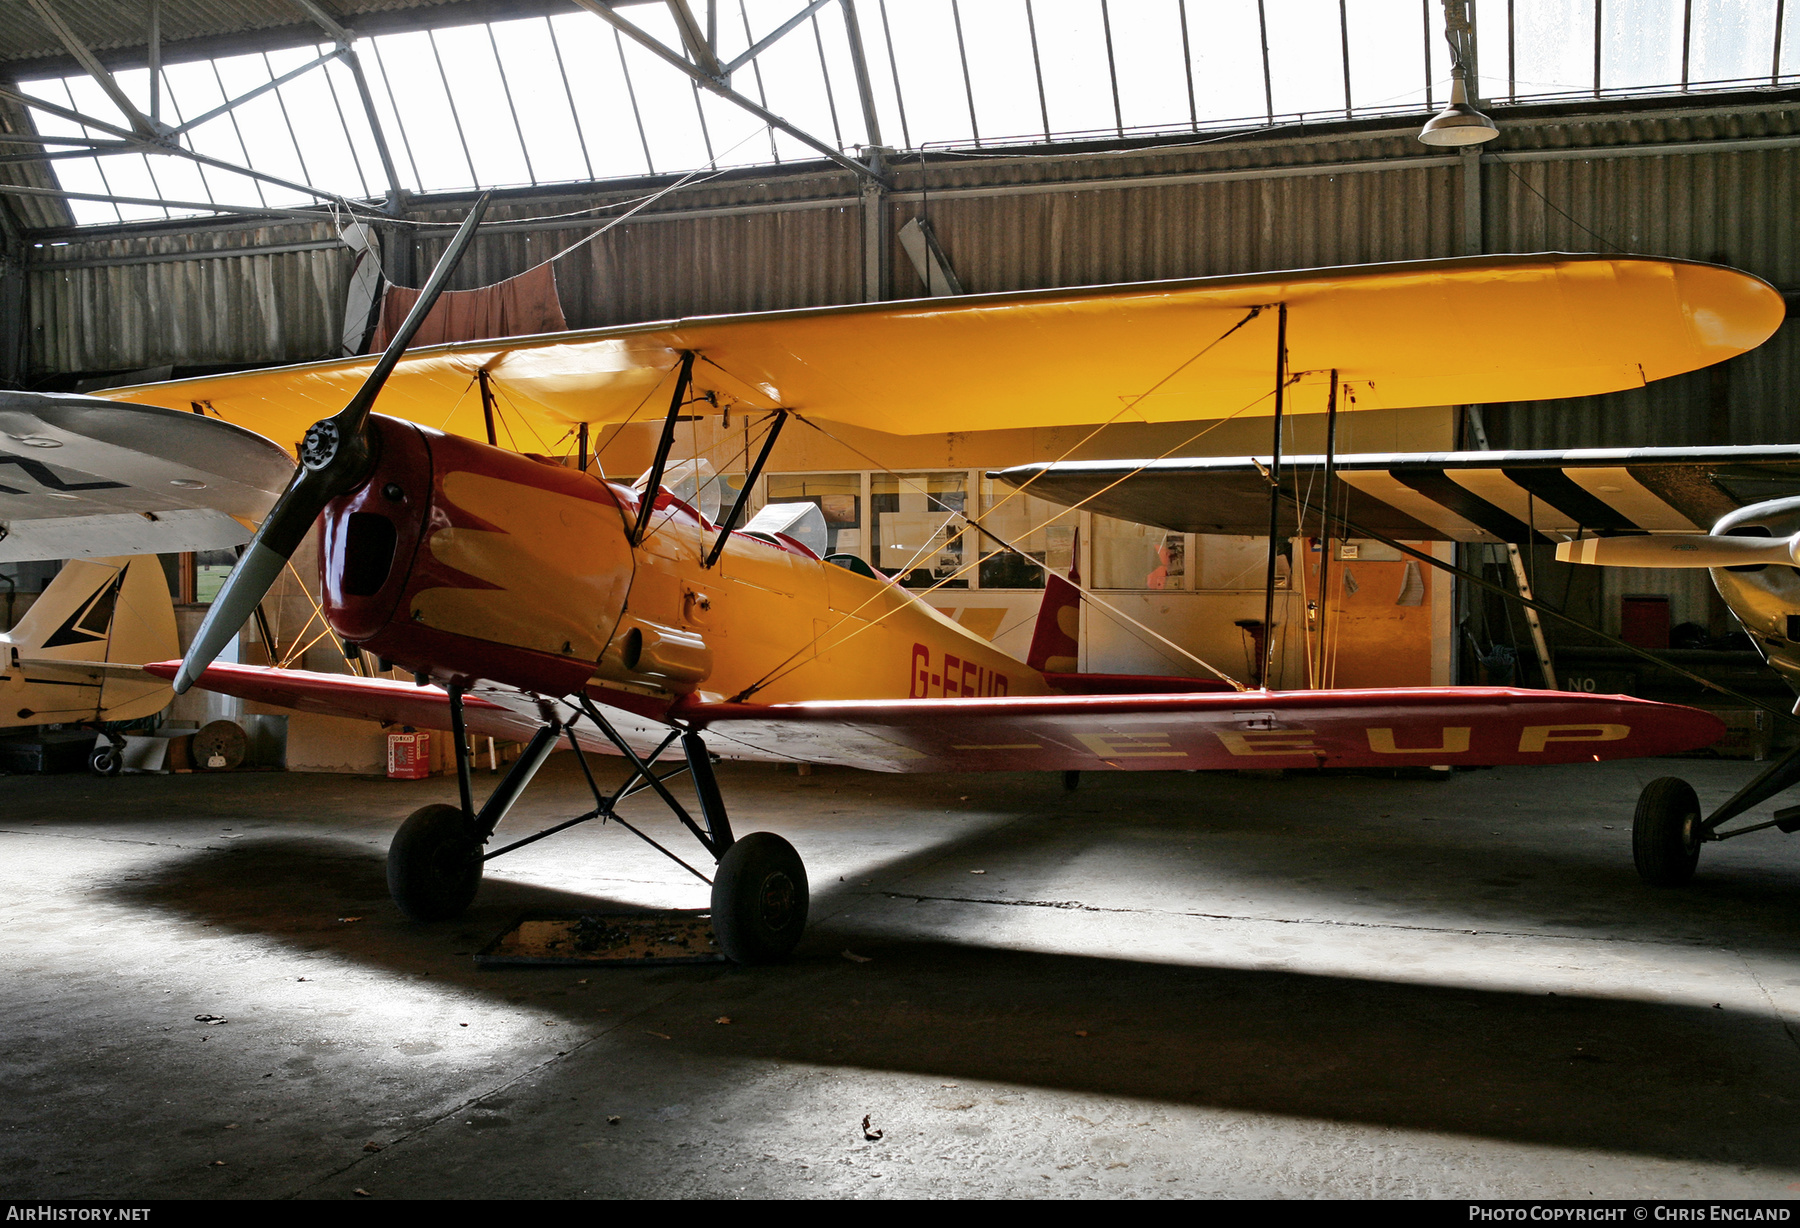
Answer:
[332,191,492,438]
[172,193,493,694]
[1556,534,1800,568]
[172,465,333,693]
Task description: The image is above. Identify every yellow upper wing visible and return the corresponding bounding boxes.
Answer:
[97,253,1782,450]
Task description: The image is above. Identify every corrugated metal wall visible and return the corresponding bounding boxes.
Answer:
[901,134,1462,292]
[19,97,1800,466]
[29,221,353,372]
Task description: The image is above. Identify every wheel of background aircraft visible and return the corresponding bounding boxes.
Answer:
[387,803,484,921]
[1633,777,1703,887]
[710,832,809,964]
[88,746,121,777]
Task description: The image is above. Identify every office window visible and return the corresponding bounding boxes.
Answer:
[871,472,967,589]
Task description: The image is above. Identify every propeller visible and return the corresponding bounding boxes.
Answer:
[173,192,493,695]
[1556,533,1800,569]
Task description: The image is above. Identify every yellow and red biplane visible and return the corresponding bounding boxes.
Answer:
[63,200,1779,962]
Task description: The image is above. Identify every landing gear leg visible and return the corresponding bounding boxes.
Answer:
[1631,742,1800,887]
[386,685,561,921]
[572,699,810,964]
[88,730,125,776]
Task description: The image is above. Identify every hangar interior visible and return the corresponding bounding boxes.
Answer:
[4,0,1800,1201]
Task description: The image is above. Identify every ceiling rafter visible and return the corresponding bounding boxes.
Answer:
[722,0,834,77]
[0,80,377,220]
[569,0,882,182]
[22,0,163,138]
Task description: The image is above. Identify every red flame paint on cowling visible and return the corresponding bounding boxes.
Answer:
[319,417,634,694]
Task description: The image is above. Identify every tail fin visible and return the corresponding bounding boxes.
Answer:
[2,556,178,724]
[1026,571,1081,673]
[6,557,173,660]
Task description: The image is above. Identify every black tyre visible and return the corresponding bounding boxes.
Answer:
[1634,776,1703,886]
[387,803,483,921]
[89,746,121,776]
[710,832,808,965]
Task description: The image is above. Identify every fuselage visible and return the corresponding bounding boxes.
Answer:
[319,416,1049,716]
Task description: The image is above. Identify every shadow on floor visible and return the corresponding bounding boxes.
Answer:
[110,834,1800,1169]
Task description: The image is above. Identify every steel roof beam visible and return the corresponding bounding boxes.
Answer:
[287,0,355,47]
[22,0,162,138]
[0,133,131,147]
[837,0,881,148]
[285,0,404,206]
[0,83,374,215]
[0,181,348,221]
[665,0,724,78]
[148,0,161,125]
[571,0,880,181]
[721,0,834,76]
[167,47,345,137]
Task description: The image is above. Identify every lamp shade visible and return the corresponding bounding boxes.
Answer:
[1419,70,1499,146]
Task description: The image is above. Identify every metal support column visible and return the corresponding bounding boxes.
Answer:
[0,206,26,389]
[447,683,474,821]
[861,146,888,303]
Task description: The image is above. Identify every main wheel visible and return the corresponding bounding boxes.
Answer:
[1634,776,1703,886]
[388,803,483,921]
[710,832,808,965]
[89,745,121,776]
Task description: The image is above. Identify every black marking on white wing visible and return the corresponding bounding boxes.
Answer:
[991,444,1800,543]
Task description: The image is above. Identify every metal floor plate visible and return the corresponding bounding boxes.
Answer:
[476,910,726,967]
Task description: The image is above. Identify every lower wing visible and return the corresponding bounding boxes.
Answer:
[152,662,1722,774]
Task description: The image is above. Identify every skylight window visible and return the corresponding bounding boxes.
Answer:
[16,0,1795,228]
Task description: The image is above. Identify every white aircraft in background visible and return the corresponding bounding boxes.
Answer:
[1557,495,1800,885]
[1,554,178,772]
[0,389,293,773]
[996,441,1800,889]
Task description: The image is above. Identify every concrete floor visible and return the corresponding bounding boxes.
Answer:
[2,753,1799,1199]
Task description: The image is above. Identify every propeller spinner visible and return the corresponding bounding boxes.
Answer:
[173,192,494,695]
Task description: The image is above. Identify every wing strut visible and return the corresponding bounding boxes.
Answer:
[705,410,787,568]
[633,351,696,545]
[1259,302,1289,689]
[1314,369,1339,688]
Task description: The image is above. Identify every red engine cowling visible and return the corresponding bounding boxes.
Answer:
[319,417,636,694]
